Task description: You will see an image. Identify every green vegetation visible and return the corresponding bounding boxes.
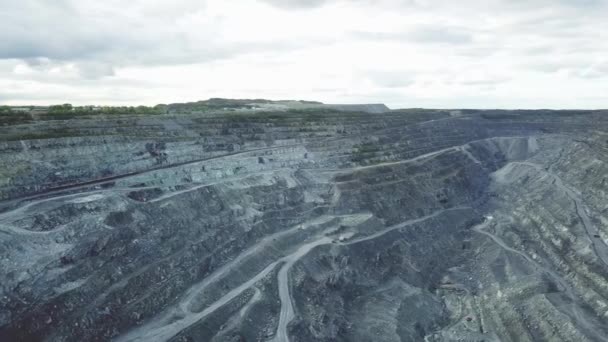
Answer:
[47,104,166,117]
[0,99,371,128]
[0,106,34,126]
[1,128,86,141]
[0,103,168,126]
[167,98,273,113]
[194,108,343,125]
[351,142,381,163]
[166,99,329,115]
[48,104,74,112]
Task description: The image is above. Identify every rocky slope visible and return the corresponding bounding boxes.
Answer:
[1,105,607,341]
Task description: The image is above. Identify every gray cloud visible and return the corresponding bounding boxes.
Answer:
[576,61,608,79]
[353,26,474,45]
[524,55,608,79]
[366,71,415,88]
[0,1,126,60]
[0,0,606,108]
[0,0,338,78]
[260,0,328,9]
[258,0,411,9]
[460,77,511,86]
[77,62,116,79]
[407,27,473,44]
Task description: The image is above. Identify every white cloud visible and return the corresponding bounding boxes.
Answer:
[0,0,607,108]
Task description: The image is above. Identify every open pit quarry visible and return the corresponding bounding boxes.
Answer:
[1,101,608,341]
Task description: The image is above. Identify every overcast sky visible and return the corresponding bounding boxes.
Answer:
[1,0,607,109]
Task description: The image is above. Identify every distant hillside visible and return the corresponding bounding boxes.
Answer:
[165,98,389,114]
[323,103,390,113]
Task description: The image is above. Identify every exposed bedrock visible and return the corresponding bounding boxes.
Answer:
[0,109,608,341]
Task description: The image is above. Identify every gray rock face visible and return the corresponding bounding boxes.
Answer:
[1,108,608,341]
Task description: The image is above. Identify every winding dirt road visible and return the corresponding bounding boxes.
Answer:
[271,206,471,342]
[272,237,332,342]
